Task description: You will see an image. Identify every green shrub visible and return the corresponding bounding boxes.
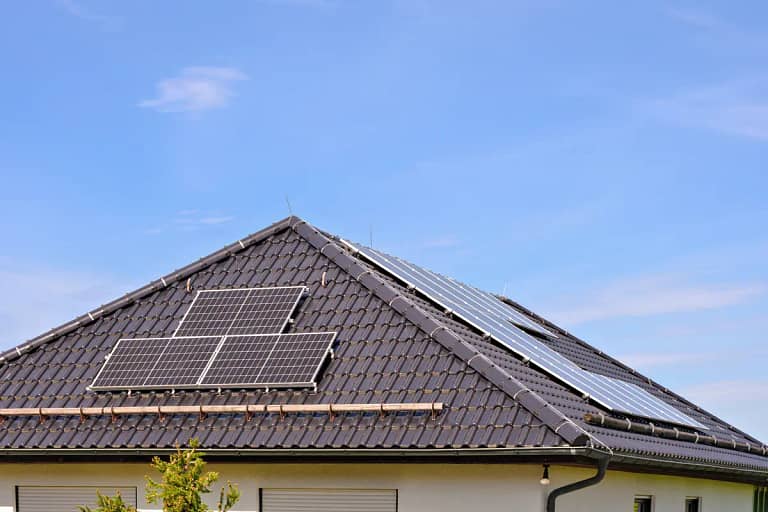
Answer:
[78,491,136,512]
[145,438,240,512]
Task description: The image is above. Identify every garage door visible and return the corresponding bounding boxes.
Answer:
[261,488,397,511]
[16,486,137,512]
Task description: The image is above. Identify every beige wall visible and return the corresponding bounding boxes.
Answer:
[553,466,752,512]
[0,461,754,512]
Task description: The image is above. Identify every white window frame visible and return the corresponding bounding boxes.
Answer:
[634,495,654,512]
[685,496,702,512]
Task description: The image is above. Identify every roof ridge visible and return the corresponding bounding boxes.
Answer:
[290,219,602,449]
[0,216,300,366]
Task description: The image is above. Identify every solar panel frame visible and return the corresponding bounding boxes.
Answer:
[90,338,169,390]
[343,240,707,430]
[199,332,337,388]
[91,336,223,390]
[173,286,306,338]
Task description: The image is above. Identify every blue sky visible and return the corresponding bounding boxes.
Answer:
[1,1,767,441]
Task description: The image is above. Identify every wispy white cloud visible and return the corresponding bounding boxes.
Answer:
[646,78,768,140]
[666,6,768,50]
[620,351,719,369]
[256,0,335,5]
[681,379,768,442]
[666,7,723,30]
[198,216,235,225]
[683,379,768,405]
[139,67,248,113]
[619,347,768,369]
[422,235,461,249]
[0,268,132,349]
[55,0,120,30]
[650,8,768,139]
[146,210,235,234]
[547,273,765,325]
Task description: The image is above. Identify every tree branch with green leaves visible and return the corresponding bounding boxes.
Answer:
[145,439,240,512]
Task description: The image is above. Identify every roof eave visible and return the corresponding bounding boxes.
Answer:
[607,450,768,485]
[0,447,763,484]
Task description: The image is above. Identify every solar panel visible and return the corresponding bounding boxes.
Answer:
[200,332,336,387]
[173,286,306,337]
[343,240,706,430]
[143,337,221,387]
[343,243,553,336]
[91,336,221,390]
[590,374,706,429]
[91,338,169,389]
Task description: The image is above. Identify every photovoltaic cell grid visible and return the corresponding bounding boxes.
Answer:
[343,240,707,430]
[173,286,306,337]
[91,333,335,390]
[91,337,221,389]
[201,333,337,387]
[144,336,221,387]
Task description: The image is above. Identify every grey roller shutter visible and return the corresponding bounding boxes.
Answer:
[261,488,397,511]
[17,486,137,512]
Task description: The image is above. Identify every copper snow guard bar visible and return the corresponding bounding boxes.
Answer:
[0,402,443,423]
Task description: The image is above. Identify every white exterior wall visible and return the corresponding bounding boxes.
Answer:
[0,462,754,512]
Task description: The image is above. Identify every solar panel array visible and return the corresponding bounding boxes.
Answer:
[91,286,337,391]
[174,286,306,337]
[91,333,336,390]
[343,240,706,430]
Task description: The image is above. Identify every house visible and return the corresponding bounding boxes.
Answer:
[0,216,766,512]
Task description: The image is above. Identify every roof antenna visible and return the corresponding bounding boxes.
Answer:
[285,195,293,216]
[369,224,373,248]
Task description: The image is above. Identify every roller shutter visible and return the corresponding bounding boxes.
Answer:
[16,486,137,512]
[261,488,397,511]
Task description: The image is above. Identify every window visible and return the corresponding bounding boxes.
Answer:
[16,486,137,512]
[634,496,653,512]
[685,497,701,512]
[260,488,397,512]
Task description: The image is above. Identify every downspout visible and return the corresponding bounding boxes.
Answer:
[546,455,609,512]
